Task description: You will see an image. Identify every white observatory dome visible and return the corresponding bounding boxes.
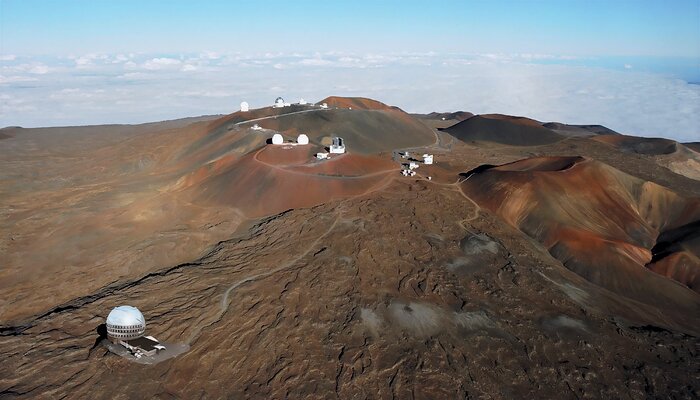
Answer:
[271,133,284,145]
[106,305,146,340]
[240,101,249,112]
[274,97,285,108]
[299,98,307,105]
[297,134,309,145]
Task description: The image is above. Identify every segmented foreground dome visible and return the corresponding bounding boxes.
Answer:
[106,305,146,340]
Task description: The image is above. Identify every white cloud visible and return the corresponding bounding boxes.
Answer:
[199,51,221,60]
[143,57,181,70]
[1,52,698,142]
[0,54,17,61]
[113,54,130,63]
[0,75,38,84]
[75,57,92,67]
[123,61,138,70]
[116,72,153,79]
[2,63,50,74]
[298,58,333,67]
[28,64,50,74]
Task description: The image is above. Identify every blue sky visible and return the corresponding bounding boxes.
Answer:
[0,1,699,140]
[2,0,699,57]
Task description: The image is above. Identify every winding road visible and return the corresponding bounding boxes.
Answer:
[187,212,342,345]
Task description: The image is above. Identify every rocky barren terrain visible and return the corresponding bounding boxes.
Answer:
[1,97,699,399]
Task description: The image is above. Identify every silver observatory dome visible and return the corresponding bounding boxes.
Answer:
[106,305,146,341]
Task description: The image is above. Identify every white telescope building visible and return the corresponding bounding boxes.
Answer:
[106,305,146,341]
[330,136,345,154]
[271,133,284,145]
[105,305,165,358]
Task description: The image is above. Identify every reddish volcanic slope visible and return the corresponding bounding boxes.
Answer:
[593,134,679,155]
[461,156,700,309]
[443,114,564,146]
[176,145,397,217]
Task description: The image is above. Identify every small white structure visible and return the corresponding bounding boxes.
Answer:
[408,162,420,170]
[401,169,416,177]
[299,98,307,105]
[423,154,434,165]
[400,151,410,159]
[316,152,329,160]
[119,336,164,357]
[240,101,249,112]
[274,97,285,108]
[329,136,345,154]
[271,133,284,145]
[297,134,309,145]
[320,103,328,109]
[251,124,262,131]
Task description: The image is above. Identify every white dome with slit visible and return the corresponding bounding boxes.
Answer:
[297,134,309,145]
[106,305,146,340]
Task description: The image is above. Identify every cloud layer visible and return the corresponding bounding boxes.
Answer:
[1,52,698,142]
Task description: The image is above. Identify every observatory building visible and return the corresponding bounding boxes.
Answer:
[299,98,307,105]
[330,137,346,154]
[423,154,434,165]
[297,134,309,145]
[240,101,249,112]
[251,124,262,130]
[320,103,328,109]
[274,97,285,108]
[106,306,165,358]
[271,133,284,145]
[106,305,146,341]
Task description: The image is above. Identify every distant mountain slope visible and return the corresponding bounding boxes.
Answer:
[319,96,399,111]
[442,114,564,145]
[593,134,679,155]
[593,134,700,181]
[420,111,474,121]
[543,122,619,136]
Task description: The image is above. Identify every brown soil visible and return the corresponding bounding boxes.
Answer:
[1,98,698,399]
